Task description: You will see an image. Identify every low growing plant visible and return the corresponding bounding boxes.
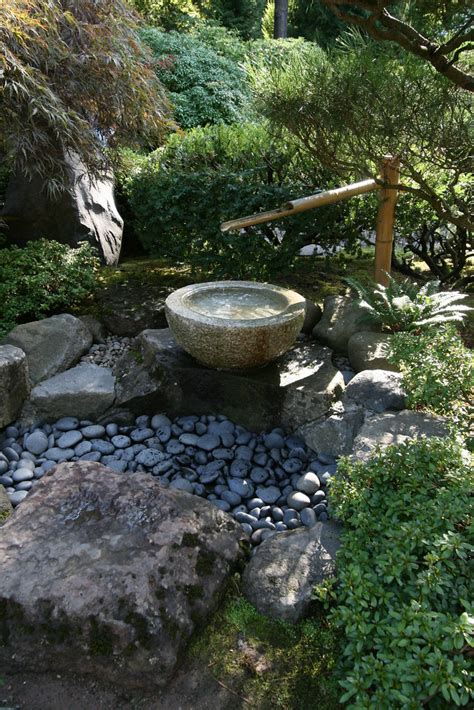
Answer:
[345,274,472,333]
[318,438,474,708]
[389,324,473,438]
[0,240,99,337]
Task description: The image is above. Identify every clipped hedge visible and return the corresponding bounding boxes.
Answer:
[320,438,473,708]
[0,240,99,337]
[124,122,351,278]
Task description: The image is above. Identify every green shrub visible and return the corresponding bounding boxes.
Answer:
[0,240,99,337]
[126,123,350,278]
[389,325,473,432]
[345,275,472,333]
[140,27,251,128]
[320,438,474,708]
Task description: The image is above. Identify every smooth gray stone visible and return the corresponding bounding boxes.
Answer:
[240,523,253,536]
[8,489,28,506]
[24,431,49,456]
[0,460,8,475]
[81,425,106,439]
[245,497,263,508]
[221,490,241,507]
[287,491,311,511]
[271,507,284,522]
[311,491,326,505]
[300,508,317,527]
[313,503,327,515]
[12,468,34,483]
[275,522,287,531]
[151,414,172,429]
[228,478,253,498]
[287,519,302,529]
[256,486,280,505]
[5,426,19,438]
[196,434,220,452]
[130,428,154,443]
[169,478,194,494]
[135,415,150,427]
[57,431,83,449]
[211,499,231,512]
[75,441,93,457]
[296,472,321,496]
[136,449,167,468]
[235,445,253,462]
[166,441,184,455]
[179,433,199,446]
[253,519,275,531]
[105,459,128,473]
[250,529,267,546]
[235,512,258,527]
[17,459,35,471]
[3,447,19,462]
[152,460,173,474]
[111,435,131,449]
[264,432,285,449]
[105,423,119,437]
[55,417,80,431]
[282,458,303,474]
[248,508,261,519]
[283,509,299,525]
[0,475,13,487]
[79,452,102,462]
[44,448,74,462]
[15,481,33,491]
[253,452,268,467]
[41,460,56,472]
[230,460,250,479]
[250,467,269,484]
[11,443,23,455]
[212,448,233,461]
[90,439,115,455]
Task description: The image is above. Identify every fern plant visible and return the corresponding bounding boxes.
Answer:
[344,274,472,333]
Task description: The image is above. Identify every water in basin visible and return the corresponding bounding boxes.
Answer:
[186,287,288,320]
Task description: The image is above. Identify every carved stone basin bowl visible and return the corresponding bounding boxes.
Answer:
[165,281,306,369]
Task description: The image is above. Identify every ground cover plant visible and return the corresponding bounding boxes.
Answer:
[0,240,99,337]
[191,584,341,709]
[319,437,474,708]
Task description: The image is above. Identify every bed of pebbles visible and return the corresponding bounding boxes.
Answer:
[0,414,336,546]
[80,335,134,368]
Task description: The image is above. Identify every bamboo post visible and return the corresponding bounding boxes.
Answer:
[374,156,400,286]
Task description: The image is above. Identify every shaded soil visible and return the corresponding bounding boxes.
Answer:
[0,660,245,710]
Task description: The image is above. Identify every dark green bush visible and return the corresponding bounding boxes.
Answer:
[320,438,473,708]
[0,240,99,337]
[125,123,350,278]
[140,27,251,128]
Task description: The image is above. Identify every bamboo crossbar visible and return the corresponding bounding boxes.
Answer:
[220,178,380,232]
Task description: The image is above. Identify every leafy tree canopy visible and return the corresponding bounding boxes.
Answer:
[0,0,171,193]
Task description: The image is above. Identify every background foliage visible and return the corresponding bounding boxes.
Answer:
[0,240,99,337]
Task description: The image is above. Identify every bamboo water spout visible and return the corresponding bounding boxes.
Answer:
[220,157,400,285]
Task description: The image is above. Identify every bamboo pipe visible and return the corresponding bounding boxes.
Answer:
[374,156,400,286]
[220,178,380,233]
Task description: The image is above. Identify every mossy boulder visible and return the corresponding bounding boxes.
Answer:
[0,461,246,690]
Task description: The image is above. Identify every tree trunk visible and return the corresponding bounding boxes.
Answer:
[274,0,288,38]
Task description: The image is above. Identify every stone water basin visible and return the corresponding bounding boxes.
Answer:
[165,281,306,369]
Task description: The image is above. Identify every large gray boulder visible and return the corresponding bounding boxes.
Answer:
[0,462,246,690]
[297,400,366,458]
[313,296,378,354]
[2,314,93,385]
[344,369,406,413]
[347,332,397,373]
[98,284,170,336]
[0,345,30,427]
[353,410,447,461]
[113,328,344,431]
[26,363,115,422]
[242,521,342,623]
[2,153,123,265]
